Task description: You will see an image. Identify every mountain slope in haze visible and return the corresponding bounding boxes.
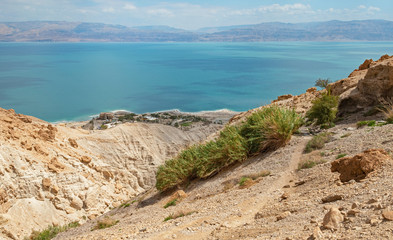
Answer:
[1,20,393,42]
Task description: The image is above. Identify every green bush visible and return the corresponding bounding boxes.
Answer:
[240,106,304,154]
[156,126,247,191]
[28,222,79,240]
[304,132,332,153]
[156,106,303,191]
[306,94,339,126]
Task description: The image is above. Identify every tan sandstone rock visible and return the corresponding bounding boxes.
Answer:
[323,207,344,229]
[331,149,390,182]
[382,209,393,221]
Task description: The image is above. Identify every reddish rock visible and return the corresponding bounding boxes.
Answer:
[331,149,390,182]
[306,87,317,94]
[358,59,374,70]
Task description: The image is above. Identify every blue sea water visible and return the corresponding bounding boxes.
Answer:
[0,42,393,122]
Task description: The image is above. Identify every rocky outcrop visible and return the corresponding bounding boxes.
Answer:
[334,55,393,114]
[331,149,390,182]
[0,107,218,239]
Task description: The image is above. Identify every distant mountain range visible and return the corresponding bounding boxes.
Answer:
[1,20,393,42]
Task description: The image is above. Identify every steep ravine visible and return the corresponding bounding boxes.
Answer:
[0,109,226,239]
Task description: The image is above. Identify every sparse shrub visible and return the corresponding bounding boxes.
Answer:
[340,133,351,138]
[119,202,130,208]
[306,94,339,126]
[298,159,327,170]
[100,124,108,130]
[315,78,331,89]
[163,211,194,222]
[239,176,252,186]
[92,217,118,231]
[357,120,376,128]
[181,122,192,127]
[164,199,177,208]
[336,153,347,159]
[304,132,332,153]
[28,222,79,240]
[378,102,393,124]
[240,106,304,154]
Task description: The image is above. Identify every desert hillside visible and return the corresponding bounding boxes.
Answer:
[48,54,393,240]
[0,108,234,239]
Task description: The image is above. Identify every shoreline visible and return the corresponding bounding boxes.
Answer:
[52,108,240,124]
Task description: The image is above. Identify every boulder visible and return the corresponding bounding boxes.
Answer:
[331,149,390,182]
[323,207,343,229]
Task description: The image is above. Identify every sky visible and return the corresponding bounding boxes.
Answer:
[0,0,392,30]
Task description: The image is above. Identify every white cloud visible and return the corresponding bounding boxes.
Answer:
[258,3,311,13]
[124,3,136,11]
[102,7,115,13]
[147,8,174,17]
[368,6,381,12]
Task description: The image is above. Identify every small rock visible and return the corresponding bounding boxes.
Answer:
[347,209,360,216]
[382,210,393,221]
[323,207,344,229]
[42,178,51,190]
[309,226,323,240]
[368,218,379,226]
[80,156,92,164]
[68,138,78,148]
[281,193,289,200]
[351,202,359,209]
[322,195,343,203]
[295,180,306,187]
[139,228,147,232]
[367,198,378,204]
[372,203,383,210]
[283,185,290,188]
[276,211,291,221]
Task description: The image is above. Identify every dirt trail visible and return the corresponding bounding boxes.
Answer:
[207,136,311,239]
[148,136,311,240]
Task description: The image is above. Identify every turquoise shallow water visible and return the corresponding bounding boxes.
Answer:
[0,42,393,122]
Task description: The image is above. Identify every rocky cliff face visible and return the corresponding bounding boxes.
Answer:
[0,108,220,239]
[330,54,393,114]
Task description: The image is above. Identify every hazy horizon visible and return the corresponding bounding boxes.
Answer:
[1,1,392,30]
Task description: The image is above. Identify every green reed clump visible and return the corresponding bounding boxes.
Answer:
[156,106,303,191]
